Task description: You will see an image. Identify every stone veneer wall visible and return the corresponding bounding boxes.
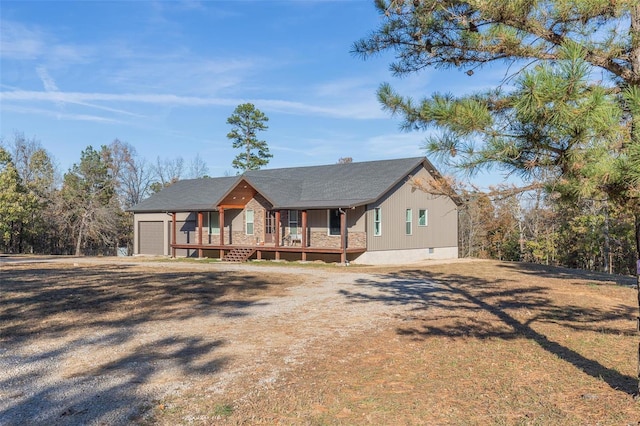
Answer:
[229,196,267,245]
[347,231,366,249]
[308,231,366,249]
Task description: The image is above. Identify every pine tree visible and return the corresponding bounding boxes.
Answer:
[60,146,118,256]
[226,103,272,172]
[355,0,640,393]
[0,147,37,252]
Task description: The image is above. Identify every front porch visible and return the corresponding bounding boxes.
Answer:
[168,206,366,264]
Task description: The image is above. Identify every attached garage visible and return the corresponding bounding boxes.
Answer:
[138,221,165,255]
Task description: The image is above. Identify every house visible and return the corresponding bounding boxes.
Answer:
[129,157,460,264]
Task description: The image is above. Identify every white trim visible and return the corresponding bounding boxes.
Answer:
[246,209,254,235]
[209,211,220,235]
[373,207,382,236]
[418,209,428,227]
[405,208,412,235]
[288,209,299,234]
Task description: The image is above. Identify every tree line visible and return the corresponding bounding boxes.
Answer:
[457,185,637,276]
[0,103,274,256]
[0,134,210,256]
[1,127,636,275]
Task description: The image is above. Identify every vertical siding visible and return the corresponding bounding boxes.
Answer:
[366,165,458,251]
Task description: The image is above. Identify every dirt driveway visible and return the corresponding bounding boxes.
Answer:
[0,257,448,425]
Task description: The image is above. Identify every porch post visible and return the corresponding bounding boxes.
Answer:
[219,207,225,258]
[197,211,203,258]
[275,210,281,260]
[171,212,177,258]
[275,210,281,247]
[301,210,308,261]
[340,209,346,264]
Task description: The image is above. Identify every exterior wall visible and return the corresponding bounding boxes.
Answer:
[350,205,366,232]
[307,231,366,249]
[352,246,458,265]
[306,210,327,234]
[305,206,366,248]
[227,195,268,245]
[223,210,240,245]
[348,231,366,249]
[133,211,195,256]
[366,165,458,254]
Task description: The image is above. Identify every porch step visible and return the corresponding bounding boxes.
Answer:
[222,247,256,262]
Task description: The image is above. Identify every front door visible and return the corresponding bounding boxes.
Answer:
[265,210,276,243]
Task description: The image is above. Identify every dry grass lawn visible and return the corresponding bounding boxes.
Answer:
[1,258,639,425]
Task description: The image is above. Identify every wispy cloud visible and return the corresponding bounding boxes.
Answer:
[0,90,386,120]
[2,104,121,123]
[178,0,206,11]
[313,77,374,97]
[106,56,258,95]
[36,66,59,92]
[366,133,428,158]
[35,65,65,110]
[0,20,44,60]
[0,19,93,66]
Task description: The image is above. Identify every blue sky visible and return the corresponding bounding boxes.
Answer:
[0,0,506,183]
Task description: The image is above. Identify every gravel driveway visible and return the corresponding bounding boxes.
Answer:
[0,257,445,425]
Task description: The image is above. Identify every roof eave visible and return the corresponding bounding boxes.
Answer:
[421,157,464,206]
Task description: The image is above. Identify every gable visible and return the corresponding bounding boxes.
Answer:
[218,179,259,209]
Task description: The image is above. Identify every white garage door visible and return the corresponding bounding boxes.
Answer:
[138,221,164,255]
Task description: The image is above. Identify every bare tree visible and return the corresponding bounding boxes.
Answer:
[108,139,154,208]
[152,156,184,192]
[188,153,209,179]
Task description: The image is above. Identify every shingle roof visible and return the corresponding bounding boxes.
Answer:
[243,157,425,209]
[128,176,237,212]
[129,157,438,212]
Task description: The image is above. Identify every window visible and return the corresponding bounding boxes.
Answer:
[328,209,341,236]
[406,209,412,235]
[418,209,428,227]
[288,210,299,235]
[209,211,220,235]
[246,210,254,235]
[373,207,382,236]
